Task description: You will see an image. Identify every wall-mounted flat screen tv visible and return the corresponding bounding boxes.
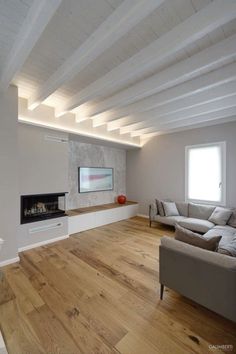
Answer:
[78,167,113,193]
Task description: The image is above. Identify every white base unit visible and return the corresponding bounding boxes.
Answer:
[68,203,138,234]
[18,216,68,251]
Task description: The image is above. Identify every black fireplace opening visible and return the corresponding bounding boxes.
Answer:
[21,193,66,224]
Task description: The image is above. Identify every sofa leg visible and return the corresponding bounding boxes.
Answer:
[160,284,164,300]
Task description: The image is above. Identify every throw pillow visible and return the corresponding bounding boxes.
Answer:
[155,199,164,216]
[228,209,236,228]
[175,224,222,251]
[218,236,236,257]
[208,207,233,226]
[162,201,179,217]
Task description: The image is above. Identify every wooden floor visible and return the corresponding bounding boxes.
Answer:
[0,217,236,354]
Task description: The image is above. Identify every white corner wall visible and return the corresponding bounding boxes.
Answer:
[127,121,236,215]
[0,86,19,264]
[18,123,69,195]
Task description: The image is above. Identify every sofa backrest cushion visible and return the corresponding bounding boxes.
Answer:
[209,207,233,226]
[228,209,236,228]
[189,203,215,220]
[175,224,221,251]
[176,202,189,217]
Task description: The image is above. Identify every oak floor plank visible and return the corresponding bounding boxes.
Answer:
[0,217,235,354]
[0,300,45,354]
[28,304,81,354]
[4,265,44,314]
[0,271,15,306]
[21,248,127,350]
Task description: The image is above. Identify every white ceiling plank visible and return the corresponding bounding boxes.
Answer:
[120,95,236,135]
[105,78,236,130]
[57,0,236,116]
[135,107,236,137]
[0,0,62,91]
[103,61,236,130]
[140,114,236,140]
[91,33,236,126]
[28,0,165,110]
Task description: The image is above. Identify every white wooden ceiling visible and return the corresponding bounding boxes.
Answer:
[1,0,236,146]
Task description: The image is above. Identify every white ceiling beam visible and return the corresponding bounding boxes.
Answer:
[105,79,236,131]
[135,107,236,137]
[101,62,236,130]
[0,0,62,91]
[121,95,236,135]
[28,0,165,110]
[57,0,236,117]
[92,34,236,128]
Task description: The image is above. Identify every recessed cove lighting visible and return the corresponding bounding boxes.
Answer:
[28,101,40,111]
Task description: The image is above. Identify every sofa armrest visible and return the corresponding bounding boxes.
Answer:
[160,236,236,270]
[159,236,236,322]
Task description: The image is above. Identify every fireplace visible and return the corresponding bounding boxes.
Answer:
[21,193,66,224]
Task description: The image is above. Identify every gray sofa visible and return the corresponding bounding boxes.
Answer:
[149,201,236,322]
[159,236,236,322]
[150,201,218,233]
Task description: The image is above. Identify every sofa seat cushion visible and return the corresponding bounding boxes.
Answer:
[204,227,236,248]
[189,203,215,220]
[178,218,215,233]
[155,215,187,226]
[213,225,236,233]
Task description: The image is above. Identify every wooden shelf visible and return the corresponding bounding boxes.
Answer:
[67,201,138,217]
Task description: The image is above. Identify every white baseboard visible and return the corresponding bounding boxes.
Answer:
[18,234,69,253]
[137,213,149,219]
[0,256,20,267]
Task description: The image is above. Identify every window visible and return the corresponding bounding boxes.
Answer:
[185,142,226,205]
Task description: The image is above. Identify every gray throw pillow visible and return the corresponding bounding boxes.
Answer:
[175,224,222,251]
[228,209,236,228]
[155,199,172,216]
[218,236,236,257]
[208,207,233,226]
[155,199,165,216]
[162,201,179,217]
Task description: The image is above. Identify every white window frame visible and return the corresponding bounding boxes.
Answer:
[185,141,226,206]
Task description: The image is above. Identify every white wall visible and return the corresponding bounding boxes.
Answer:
[18,123,69,195]
[17,124,69,249]
[127,121,236,215]
[0,86,19,264]
[67,140,126,209]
